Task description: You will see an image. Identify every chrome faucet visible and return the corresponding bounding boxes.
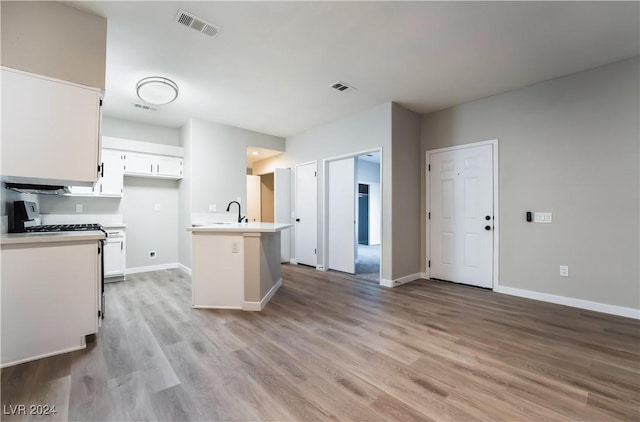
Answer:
[226,201,245,223]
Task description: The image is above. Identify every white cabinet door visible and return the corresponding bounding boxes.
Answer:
[124,152,183,179]
[124,152,154,176]
[98,150,124,195]
[104,239,125,278]
[155,156,183,178]
[1,67,101,186]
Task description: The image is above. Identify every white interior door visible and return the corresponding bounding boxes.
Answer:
[274,168,292,263]
[429,144,494,288]
[328,158,356,274]
[294,162,317,267]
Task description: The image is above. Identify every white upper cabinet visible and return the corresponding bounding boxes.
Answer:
[124,152,183,180]
[0,67,101,186]
[97,150,125,195]
[69,149,124,197]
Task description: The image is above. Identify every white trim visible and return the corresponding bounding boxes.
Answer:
[1,65,102,93]
[1,344,86,368]
[380,272,422,288]
[495,285,640,320]
[125,263,179,275]
[192,305,243,310]
[380,278,394,288]
[322,147,384,282]
[178,263,192,275]
[425,139,499,289]
[243,278,283,311]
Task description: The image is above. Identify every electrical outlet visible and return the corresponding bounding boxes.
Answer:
[209,204,216,212]
[154,203,161,211]
[559,265,569,277]
[231,242,240,253]
[75,204,83,213]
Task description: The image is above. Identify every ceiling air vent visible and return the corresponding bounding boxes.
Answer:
[330,81,356,93]
[134,103,158,111]
[175,9,221,37]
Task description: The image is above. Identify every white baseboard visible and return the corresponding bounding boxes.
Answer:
[316,265,325,271]
[289,259,298,265]
[494,285,640,320]
[420,272,429,280]
[125,263,179,275]
[178,263,192,275]
[243,278,283,311]
[380,273,422,288]
[192,305,242,310]
[1,344,86,368]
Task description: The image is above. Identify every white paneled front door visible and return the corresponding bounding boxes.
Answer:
[328,157,356,274]
[429,143,494,288]
[294,162,317,267]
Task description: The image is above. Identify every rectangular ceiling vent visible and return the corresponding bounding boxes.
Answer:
[175,9,221,37]
[134,103,158,111]
[329,81,357,93]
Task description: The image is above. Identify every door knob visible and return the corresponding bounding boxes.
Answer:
[484,225,492,231]
[296,218,300,222]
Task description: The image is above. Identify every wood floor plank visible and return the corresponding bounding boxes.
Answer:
[1,265,638,421]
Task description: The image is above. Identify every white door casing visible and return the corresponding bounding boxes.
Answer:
[328,157,356,274]
[294,162,317,267]
[429,143,494,288]
[274,168,292,263]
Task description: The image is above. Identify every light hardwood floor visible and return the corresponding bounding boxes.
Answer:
[2,265,639,421]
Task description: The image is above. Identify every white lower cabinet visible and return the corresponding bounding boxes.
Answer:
[124,152,182,179]
[104,228,126,282]
[0,239,100,367]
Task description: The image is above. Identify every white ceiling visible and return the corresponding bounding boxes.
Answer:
[68,1,639,139]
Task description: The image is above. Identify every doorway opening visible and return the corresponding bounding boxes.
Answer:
[324,148,382,283]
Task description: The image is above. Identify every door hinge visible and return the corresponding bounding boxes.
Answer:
[428,164,431,171]
[98,310,102,318]
[100,99,103,107]
[428,260,431,268]
[314,248,317,254]
[428,212,431,219]
[314,171,317,177]
[121,242,123,250]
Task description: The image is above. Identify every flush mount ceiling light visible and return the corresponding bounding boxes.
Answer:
[136,77,179,105]
[251,151,260,156]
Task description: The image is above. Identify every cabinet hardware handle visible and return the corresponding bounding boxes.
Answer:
[101,163,105,178]
[150,164,153,172]
[157,164,160,173]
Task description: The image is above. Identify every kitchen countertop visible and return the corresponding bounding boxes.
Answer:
[0,231,106,245]
[188,222,291,233]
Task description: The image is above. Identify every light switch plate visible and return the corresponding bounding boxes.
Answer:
[154,203,161,211]
[534,212,552,223]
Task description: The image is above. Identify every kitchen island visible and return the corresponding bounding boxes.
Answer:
[188,223,290,311]
[0,231,105,367]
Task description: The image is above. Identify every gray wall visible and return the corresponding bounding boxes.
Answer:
[252,103,395,279]
[39,116,181,269]
[102,116,180,146]
[421,57,640,309]
[391,103,422,279]
[178,118,285,268]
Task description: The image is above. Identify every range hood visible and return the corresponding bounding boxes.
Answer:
[4,182,70,195]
